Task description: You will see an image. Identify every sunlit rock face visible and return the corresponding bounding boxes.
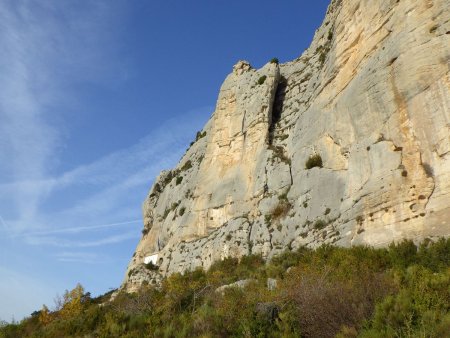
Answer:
[122,0,450,292]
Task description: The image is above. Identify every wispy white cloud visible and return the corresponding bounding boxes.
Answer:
[25,231,139,248]
[55,252,107,264]
[27,220,142,236]
[0,0,125,231]
[0,106,211,238]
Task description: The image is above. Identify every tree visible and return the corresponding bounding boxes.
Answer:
[38,305,52,325]
[58,283,86,319]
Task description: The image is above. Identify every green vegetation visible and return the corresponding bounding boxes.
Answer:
[316,29,333,67]
[305,153,323,169]
[270,58,279,64]
[180,160,192,172]
[270,200,292,221]
[175,176,183,185]
[145,262,158,271]
[196,131,207,141]
[313,219,327,230]
[188,130,207,148]
[1,239,449,337]
[257,75,267,85]
[178,207,186,216]
[269,145,291,165]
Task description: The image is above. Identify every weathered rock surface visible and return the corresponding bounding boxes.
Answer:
[122,0,450,292]
[215,279,255,295]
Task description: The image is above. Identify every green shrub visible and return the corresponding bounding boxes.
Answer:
[257,75,267,85]
[388,240,418,268]
[327,30,333,40]
[195,131,207,141]
[305,154,323,169]
[145,262,158,271]
[270,57,279,64]
[270,200,292,220]
[360,265,450,337]
[268,144,291,164]
[314,219,327,230]
[176,176,183,185]
[179,207,186,216]
[181,160,192,171]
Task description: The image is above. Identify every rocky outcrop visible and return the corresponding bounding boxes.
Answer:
[122,0,450,292]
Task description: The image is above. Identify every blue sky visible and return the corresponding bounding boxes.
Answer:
[0,0,330,321]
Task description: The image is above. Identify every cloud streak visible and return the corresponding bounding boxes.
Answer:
[0,0,126,231]
[24,231,140,248]
[27,220,142,236]
[55,252,107,264]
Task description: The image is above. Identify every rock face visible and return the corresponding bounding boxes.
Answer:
[122,0,450,292]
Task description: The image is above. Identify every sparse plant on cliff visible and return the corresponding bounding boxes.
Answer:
[179,207,186,216]
[313,219,327,230]
[181,160,192,172]
[257,75,267,85]
[270,58,279,64]
[422,162,434,177]
[195,131,207,141]
[327,30,333,40]
[176,176,183,185]
[162,207,171,220]
[269,145,291,165]
[145,261,158,271]
[305,154,323,169]
[270,200,292,221]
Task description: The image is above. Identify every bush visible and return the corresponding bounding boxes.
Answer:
[195,131,207,141]
[305,154,323,169]
[176,176,183,185]
[281,268,390,338]
[179,207,186,216]
[270,58,279,64]
[314,219,327,230]
[257,75,267,85]
[181,160,192,171]
[270,201,292,220]
[360,265,450,337]
[145,261,158,271]
[388,240,417,268]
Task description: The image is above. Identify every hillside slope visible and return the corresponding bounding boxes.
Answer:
[123,0,450,290]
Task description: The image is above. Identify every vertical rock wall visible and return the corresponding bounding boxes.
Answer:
[123,0,450,291]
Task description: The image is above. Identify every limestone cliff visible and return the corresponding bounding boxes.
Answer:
[123,0,450,291]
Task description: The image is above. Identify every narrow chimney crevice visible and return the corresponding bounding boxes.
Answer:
[268,75,287,145]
